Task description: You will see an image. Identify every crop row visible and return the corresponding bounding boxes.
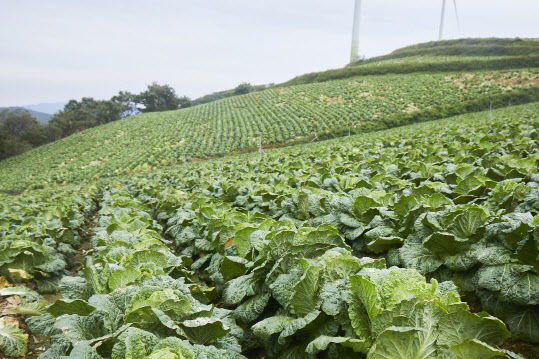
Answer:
[132,103,539,343]
[0,178,526,358]
[0,184,99,291]
[0,103,537,358]
[0,69,537,193]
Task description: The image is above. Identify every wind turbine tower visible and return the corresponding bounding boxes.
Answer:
[439,0,461,40]
[350,0,362,63]
[439,0,447,40]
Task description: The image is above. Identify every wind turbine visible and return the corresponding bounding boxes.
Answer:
[350,0,362,63]
[439,0,461,40]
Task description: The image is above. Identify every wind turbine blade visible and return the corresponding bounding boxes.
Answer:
[439,0,446,41]
[350,0,362,63]
[453,0,461,37]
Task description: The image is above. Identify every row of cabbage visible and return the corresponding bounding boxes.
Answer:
[0,179,525,358]
[133,103,539,344]
[133,178,522,359]
[0,184,99,291]
[1,183,246,358]
[1,69,537,193]
[0,104,537,358]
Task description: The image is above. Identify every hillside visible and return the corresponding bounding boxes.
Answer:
[1,104,538,358]
[0,107,52,124]
[1,39,538,193]
[0,68,537,193]
[281,38,539,86]
[191,39,539,106]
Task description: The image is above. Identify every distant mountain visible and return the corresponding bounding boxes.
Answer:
[0,107,53,124]
[23,102,66,115]
[0,102,66,125]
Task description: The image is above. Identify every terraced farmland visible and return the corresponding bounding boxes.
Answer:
[0,69,538,193]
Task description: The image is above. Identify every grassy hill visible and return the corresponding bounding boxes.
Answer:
[281,38,539,86]
[0,69,536,192]
[0,38,538,193]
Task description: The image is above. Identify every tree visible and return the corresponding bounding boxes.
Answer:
[0,109,39,136]
[50,103,97,137]
[234,82,253,95]
[93,100,122,125]
[112,91,139,117]
[178,96,192,109]
[0,83,191,160]
[50,97,121,137]
[136,82,181,113]
[20,124,62,147]
[0,137,33,160]
[0,110,38,160]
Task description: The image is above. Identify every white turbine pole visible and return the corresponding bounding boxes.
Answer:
[350,0,362,63]
[453,0,461,37]
[438,0,446,40]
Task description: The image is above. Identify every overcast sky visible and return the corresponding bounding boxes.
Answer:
[1,0,538,107]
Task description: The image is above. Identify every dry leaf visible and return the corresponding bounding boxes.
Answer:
[225,237,235,248]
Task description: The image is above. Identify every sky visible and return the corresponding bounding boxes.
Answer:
[1,0,538,107]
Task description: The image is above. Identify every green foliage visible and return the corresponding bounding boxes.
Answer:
[124,103,538,344]
[137,82,186,113]
[50,98,122,138]
[0,108,39,136]
[0,84,192,161]
[2,103,539,358]
[192,83,268,106]
[234,82,253,95]
[0,320,28,357]
[0,184,98,286]
[3,299,49,316]
[0,108,39,160]
[1,68,538,192]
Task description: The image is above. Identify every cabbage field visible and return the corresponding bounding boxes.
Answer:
[0,69,537,193]
[1,103,538,358]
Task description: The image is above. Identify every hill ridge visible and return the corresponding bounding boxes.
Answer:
[280,38,539,87]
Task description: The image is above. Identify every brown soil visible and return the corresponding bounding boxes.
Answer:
[320,95,347,104]
[460,291,539,359]
[69,215,97,275]
[501,339,539,359]
[0,281,48,359]
[448,72,539,89]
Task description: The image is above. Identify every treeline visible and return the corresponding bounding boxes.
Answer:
[0,82,190,160]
